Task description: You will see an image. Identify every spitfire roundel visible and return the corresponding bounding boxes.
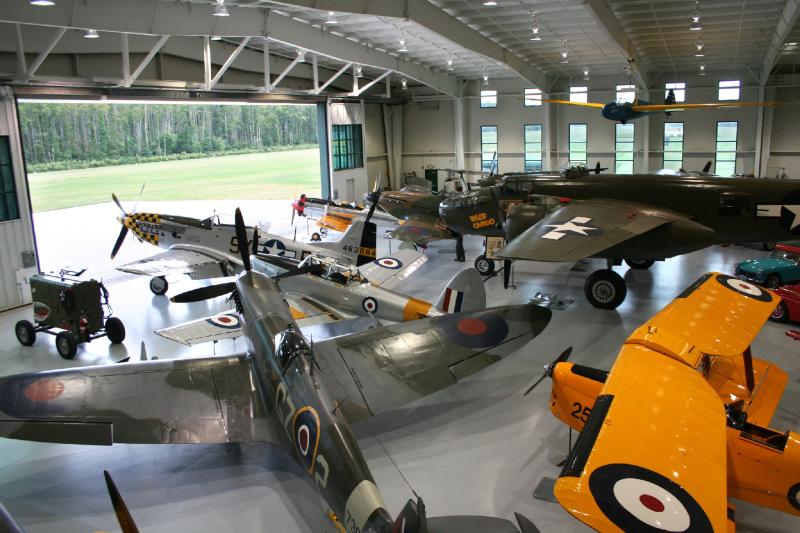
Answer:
[715,274,773,302]
[292,406,321,474]
[589,464,712,532]
[206,313,240,329]
[362,297,379,313]
[440,313,509,348]
[376,257,402,269]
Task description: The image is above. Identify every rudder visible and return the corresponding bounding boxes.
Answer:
[436,268,486,313]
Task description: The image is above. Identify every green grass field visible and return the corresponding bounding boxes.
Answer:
[28,149,321,212]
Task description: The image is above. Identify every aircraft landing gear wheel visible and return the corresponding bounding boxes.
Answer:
[310,232,321,242]
[474,255,495,275]
[770,301,789,323]
[765,274,781,289]
[584,270,627,309]
[149,276,169,295]
[15,320,36,346]
[624,258,655,270]
[105,317,126,344]
[55,331,78,359]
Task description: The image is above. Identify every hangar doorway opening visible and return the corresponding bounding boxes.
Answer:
[18,100,322,275]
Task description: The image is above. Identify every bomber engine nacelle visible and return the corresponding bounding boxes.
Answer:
[504,203,547,242]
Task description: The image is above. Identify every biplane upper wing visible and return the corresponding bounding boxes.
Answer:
[542,99,606,109]
[358,248,428,289]
[632,102,775,112]
[116,247,230,279]
[554,344,728,533]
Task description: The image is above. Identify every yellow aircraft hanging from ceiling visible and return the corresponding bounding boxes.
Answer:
[526,272,800,531]
[543,89,775,123]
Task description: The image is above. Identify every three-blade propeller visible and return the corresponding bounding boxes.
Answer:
[110,193,129,260]
[103,470,139,533]
[523,346,573,396]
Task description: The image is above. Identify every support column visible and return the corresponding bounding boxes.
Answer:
[640,89,650,172]
[454,94,465,170]
[317,102,330,198]
[754,85,766,176]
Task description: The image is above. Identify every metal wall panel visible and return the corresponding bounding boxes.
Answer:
[0,86,38,311]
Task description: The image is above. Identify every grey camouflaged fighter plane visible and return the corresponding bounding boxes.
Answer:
[110,193,377,295]
[439,171,800,308]
[0,208,546,533]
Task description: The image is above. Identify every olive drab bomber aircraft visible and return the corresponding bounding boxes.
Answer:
[0,208,547,533]
[523,273,800,531]
[438,171,800,309]
[109,193,377,295]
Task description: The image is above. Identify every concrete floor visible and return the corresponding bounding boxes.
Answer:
[1,201,799,532]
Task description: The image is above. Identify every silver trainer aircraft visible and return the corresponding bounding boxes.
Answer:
[0,208,546,533]
[110,193,377,295]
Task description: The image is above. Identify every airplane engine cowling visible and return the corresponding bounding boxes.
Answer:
[504,203,546,242]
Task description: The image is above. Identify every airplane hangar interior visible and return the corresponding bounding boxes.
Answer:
[2,0,800,532]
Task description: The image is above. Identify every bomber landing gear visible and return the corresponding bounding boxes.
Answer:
[584,269,627,309]
[149,276,169,295]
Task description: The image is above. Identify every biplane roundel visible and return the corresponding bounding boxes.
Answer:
[715,275,773,303]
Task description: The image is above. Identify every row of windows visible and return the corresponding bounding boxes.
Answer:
[479,80,741,108]
[478,121,740,175]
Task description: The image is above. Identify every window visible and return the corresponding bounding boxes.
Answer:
[331,124,363,171]
[569,124,587,166]
[480,89,497,108]
[615,123,635,174]
[616,84,636,104]
[570,86,588,104]
[719,80,740,101]
[524,88,542,106]
[715,121,738,176]
[662,122,684,171]
[0,137,19,222]
[524,124,543,172]
[480,125,498,173]
[665,82,686,103]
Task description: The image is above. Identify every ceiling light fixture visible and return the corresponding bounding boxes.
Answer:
[324,10,338,25]
[401,78,408,90]
[583,67,590,80]
[446,57,454,70]
[83,29,99,39]
[483,1,498,6]
[211,35,223,41]
[355,65,364,77]
[213,0,230,17]
[30,0,56,6]
[690,1,702,31]
[482,72,489,86]
[398,35,408,53]
[694,39,705,57]
[560,42,569,63]
[699,63,706,76]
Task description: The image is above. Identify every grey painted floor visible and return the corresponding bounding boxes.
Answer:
[1,201,799,532]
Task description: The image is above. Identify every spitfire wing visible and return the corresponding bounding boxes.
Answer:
[0,354,275,445]
[391,217,451,246]
[553,344,728,532]
[116,248,230,279]
[155,312,244,345]
[633,102,774,111]
[358,248,428,289]
[313,305,551,422]
[496,200,680,262]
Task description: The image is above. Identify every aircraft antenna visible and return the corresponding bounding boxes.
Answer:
[367,423,421,500]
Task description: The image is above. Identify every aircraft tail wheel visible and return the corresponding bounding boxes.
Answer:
[624,259,655,270]
[474,255,495,275]
[585,270,627,309]
[770,301,789,323]
[149,276,169,295]
[311,232,322,242]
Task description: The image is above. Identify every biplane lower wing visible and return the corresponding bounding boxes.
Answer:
[554,344,728,533]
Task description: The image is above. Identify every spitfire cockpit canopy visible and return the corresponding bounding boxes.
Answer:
[275,324,311,370]
[298,254,364,284]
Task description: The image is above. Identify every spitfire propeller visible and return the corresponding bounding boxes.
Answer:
[103,470,140,533]
[523,346,573,396]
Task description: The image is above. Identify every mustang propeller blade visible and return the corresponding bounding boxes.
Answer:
[170,282,237,303]
[523,346,573,396]
[103,470,140,533]
[112,192,127,216]
[110,224,129,259]
[234,208,251,272]
[251,227,260,256]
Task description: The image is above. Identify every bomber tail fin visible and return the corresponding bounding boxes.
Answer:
[315,219,377,266]
[435,268,486,313]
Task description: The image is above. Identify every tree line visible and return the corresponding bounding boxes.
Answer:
[19,103,318,171]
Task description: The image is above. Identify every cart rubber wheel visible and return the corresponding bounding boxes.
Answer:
[770,301,789,323]
[15,320,36,346]
[149,276,169,295]
[105,317,126,344]
[584,270,627,309]
[55,331,78,359]
[474,255,495,275]
[624,258,655,270]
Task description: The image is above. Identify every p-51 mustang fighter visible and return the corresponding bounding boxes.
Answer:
[525,273,800,531]
[440,172,800,308]
[0,208,546,533]
[110,193,376,295]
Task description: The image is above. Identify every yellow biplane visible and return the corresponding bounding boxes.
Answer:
[528,272,800,531]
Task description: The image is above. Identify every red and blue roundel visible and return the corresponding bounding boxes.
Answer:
[292,406,321,474]
[439,312,509,348]
[376,257,402,269]
[206,313,240,330]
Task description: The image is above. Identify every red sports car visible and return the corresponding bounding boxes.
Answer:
[770,284,800,323]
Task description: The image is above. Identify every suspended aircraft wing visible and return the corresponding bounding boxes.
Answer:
[542,99,606,109]
[390,217,452,246]
[553,344,728,532]
[632,102,775,112]
[496,200,702,262]
[116,247,231,279]
[312,305,551,422]
[358,248,428,289]
[0,354,276,445]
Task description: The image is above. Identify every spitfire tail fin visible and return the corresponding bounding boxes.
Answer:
[316,219,377,266]
[435,268,486,313]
